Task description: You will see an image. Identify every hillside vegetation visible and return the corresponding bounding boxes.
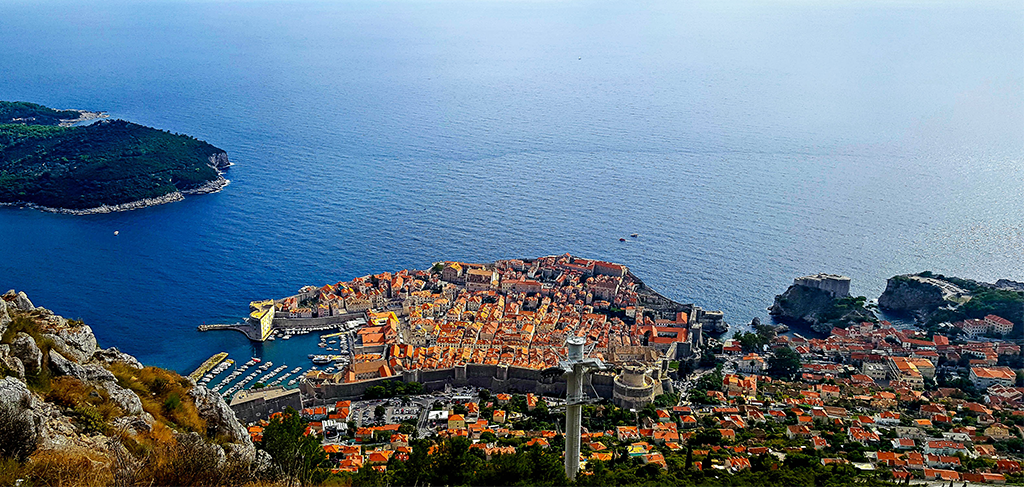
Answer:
[937,274,1024,328]
[0,101,85,126]
[0,101,228,211]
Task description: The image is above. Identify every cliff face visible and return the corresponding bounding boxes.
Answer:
[769,284,876,334]
[0,290,266,484]
[208,151,231,171]
[877,275,947,319]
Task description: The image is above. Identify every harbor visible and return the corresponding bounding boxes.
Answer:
[189,323,356,402]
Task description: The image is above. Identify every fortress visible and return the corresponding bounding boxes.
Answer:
[794,273,851,298]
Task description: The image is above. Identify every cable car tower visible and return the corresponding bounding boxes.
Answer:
[543,336,608,481]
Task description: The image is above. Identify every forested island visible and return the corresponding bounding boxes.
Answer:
[0,101,229,214]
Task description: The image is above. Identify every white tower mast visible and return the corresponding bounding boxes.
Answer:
[546,336,607,481]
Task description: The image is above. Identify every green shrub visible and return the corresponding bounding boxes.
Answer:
[164,393,181,412]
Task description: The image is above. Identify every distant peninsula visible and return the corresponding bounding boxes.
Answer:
[0,101,230,214]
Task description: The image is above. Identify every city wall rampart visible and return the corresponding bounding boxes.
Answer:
[305,364,617,401]
[272,311,367,328]
[230,388,303,424]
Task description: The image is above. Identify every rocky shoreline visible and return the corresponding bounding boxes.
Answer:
[2,191,185,215]
[770,279,877,334]
[57,110,109,127]
[183,174,231,195]
[1,166,230,215]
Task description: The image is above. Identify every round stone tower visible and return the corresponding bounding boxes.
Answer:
[612,365,656,409]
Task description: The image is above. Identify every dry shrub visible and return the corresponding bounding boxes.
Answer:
[0,403,38,462]
[0,315,42,344]
[108,363,206,434]
[25,449,113,487]
[46,376,124,434]
[132,433,270,487]
[0,457,25,487]
[47,376,92,409]
[147,421,176,446]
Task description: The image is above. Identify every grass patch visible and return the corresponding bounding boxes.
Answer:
[0,315,43,344]
[46,376,124,434]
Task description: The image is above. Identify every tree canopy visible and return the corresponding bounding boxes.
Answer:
[1,104,227,210]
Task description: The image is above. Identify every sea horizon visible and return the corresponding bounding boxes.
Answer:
[1,0,1022,374]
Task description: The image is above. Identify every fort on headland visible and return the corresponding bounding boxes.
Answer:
[793,273,851,298]
[226,254,726,416]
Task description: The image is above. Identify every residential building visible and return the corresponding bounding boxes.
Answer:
[887,356,927,390]
[970,366,1016,389]
[738,353,766,374]
[985,315,1014,336]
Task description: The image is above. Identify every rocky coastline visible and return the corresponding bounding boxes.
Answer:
[2,192,186,215]
[1,160,230,215]
[183,174,231,195]
[877,274,951,321]
[57,110,109,127]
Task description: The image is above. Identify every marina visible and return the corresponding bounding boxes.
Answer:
[195,328,355,400]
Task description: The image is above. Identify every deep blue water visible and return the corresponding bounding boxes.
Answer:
[1,0,1022,374]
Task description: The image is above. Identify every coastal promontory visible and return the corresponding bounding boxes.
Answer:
[878,272,1024,335]
[769,273,877,333]
[0,101,229,214]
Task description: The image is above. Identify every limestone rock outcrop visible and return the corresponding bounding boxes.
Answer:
[98,381,145,416]
[4,290,35,311]
[0,344,25,379]
[188,379,255,452]
[877,275,947,319]
[0,376,36,409]
[10,332,43,374]
[45,324,98,363]
[91,346,144,370]
[0,297,10,333]
[0,289,264,479]
[48,349,87,379]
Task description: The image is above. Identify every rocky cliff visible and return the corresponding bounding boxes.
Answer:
[877,274,949,320]
[769,283,876,334]
[0,290,271,486]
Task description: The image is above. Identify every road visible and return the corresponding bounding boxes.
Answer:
[673,354,738,406]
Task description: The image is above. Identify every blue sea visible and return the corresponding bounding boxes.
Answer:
[1,0,1022,375]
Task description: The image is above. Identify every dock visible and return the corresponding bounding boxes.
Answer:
[197,322,262,341]
[189,352,228,382]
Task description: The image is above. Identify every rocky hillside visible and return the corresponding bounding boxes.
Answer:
[769,283,876,334]
[0,290,273,486]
